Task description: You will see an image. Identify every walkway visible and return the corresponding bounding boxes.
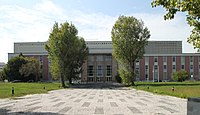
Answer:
[0,83,187,115]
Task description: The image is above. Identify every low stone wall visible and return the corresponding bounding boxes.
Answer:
[187,97,200,115]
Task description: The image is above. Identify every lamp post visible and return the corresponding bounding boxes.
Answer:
[153,66,154,82]
[158,65,159,82]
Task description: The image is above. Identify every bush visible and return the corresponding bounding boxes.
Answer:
[172,70,189,82]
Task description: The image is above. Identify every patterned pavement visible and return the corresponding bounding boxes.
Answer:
[0,84,187,115]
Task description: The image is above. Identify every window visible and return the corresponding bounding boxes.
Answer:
[96,55,103,61]
[163,56,167,62]
[39,56,43,65]
[190,56,194,62]
[173,65,176,70]
[88,56,94,61]
[181,65,185,69]
[145,65,148,70]
[145,57,149,63]
[154,65,158,69]
[154,57,158,62]
[190,65,193,70]
[88,65,93,76]
[97,65,103,76]
[105,55,112,61]
[181,56,185,63]
[199,56,200,62]
[106,65,112,76]
[172,56,176,62]
[163,65,167,70]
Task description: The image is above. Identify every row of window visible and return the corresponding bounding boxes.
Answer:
[88,65,112,77]
[86,42,112,45]
[152,56,198,63]
[144,64,199,70]
[88,55,112,61]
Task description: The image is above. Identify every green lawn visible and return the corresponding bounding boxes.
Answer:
[131,81,200,98]
[0,82,65,98]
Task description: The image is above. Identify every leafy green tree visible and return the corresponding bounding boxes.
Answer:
[46,21,88,87]
[3,55,42,82]
[0,71,3,81]
[172,70,189,82]
[19,57,41,81]
[4,55,27,81]
[152,0,200,49]
[111,16,150,85]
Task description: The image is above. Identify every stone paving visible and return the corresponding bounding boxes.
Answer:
[0,84,187,115]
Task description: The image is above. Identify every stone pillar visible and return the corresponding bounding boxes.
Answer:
[187,97,200,115]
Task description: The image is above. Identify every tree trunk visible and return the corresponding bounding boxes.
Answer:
[69,77,72,84]
[131,62,135,86]
[61,74,66,88]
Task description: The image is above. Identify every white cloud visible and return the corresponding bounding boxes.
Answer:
[0,0,197,63]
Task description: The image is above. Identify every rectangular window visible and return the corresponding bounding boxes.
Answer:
[145,65,148,70]
[173,65,176,70]
[106,65,112,76]
[190,56,194,62]
[96,55,103,61]
[39,56,43,65]
[145,57,149,63]
[136,59,140,65]
[199,56,200,62]
[88,65,93,76]
[163,65,167,70]
[190,65,193,70]
[181,65,185,69]
[163,56,167,62]
[97,65,103,76]
[154,65,158,70]
[105,55,112,61]
[154,57,158,62]
[172,56,176,62]
[88,55,94,61]
[181,56,185,63]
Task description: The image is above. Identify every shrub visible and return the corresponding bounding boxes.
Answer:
[172,70,189,82]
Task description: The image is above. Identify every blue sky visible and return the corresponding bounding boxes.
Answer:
[0,0,196,63]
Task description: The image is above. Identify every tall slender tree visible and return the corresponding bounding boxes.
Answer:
[111,16,150,85]
[46,21,88,87]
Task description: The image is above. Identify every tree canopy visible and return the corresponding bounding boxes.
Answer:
[45,21,88,87]
[111,15,150,85]
[19,57,41,81]
[2,55,41,82]
[152,0,200,49]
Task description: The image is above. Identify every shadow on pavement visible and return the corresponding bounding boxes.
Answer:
[0,108,60,115]
[70,82,128,90]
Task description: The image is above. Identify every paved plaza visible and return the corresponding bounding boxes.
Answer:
[0,83,187,115]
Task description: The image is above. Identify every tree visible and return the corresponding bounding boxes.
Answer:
[0,71,3,81]
[172,70,189,82]
[45,21,88,87]
[3,55,42,82]
[19,57,41,81]
[4,55,27,81]
[111,16,150,85]
[152,0,200,49]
